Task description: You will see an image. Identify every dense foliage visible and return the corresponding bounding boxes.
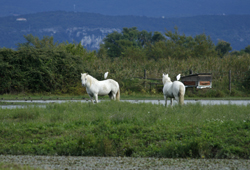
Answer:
[102,27,166,58]
[101,27,217,60]
[0,35,92,94]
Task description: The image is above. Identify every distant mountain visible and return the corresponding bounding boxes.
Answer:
[1,0,250,18]
[1,11,250,51]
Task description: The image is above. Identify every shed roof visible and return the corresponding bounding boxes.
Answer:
[181,73,212,78]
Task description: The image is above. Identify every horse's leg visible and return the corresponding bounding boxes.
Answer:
[112,92,116,100]
[90,96,93,103]
[108,92,113,100]
[88,94,94,103]
[170,98,173,106]
[164,95,167,107]
[94,93,98,103]
[109,91,116,100]
[175,96,179,105]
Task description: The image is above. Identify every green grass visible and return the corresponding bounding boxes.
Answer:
[0,101,250,158]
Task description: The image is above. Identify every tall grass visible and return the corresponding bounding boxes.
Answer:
[0,101,250,158]
[81,53,250,97]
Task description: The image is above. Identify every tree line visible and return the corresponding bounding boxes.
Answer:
[99,27,250,59]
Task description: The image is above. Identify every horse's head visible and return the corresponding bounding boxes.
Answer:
[162,73,171,85]
[81,73,88,87]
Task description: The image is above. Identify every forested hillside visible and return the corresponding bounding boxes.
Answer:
[0,11,250,51]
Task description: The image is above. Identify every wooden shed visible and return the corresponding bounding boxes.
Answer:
[181,73,212,89]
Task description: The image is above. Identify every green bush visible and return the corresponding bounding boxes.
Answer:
[0,47,84,94]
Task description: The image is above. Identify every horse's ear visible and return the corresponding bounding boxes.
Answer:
[163,73,165,77]
[166,74,168,77]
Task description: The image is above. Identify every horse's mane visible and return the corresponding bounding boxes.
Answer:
[86,74,99,88]
[81,73,98,88]
[162,74,172,85]
[87,74,98,81]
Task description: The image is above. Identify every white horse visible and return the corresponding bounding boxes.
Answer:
[162,73,185,107]
[81,73,120,103]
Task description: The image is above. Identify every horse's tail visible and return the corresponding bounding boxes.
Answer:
[179,84,185,105]
[116,88,120,101]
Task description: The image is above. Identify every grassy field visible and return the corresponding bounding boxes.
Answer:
[0,101,250,159]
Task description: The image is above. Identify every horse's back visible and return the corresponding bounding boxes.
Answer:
[107,79,119,87]
[172,81,184,88]
[164,81,185,96]
[99,79,119,90]
[172,81,185,95]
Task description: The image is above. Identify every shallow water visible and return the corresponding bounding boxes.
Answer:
[127,99,250,106]
[1,99,250,109]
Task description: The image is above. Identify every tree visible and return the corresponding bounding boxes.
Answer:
[17,34,57,50]
[244,45,250,54]
[151,31,166,43]
[162,27,217,59]
[59,42,87,56]
[137,30,152,47]
[193,34,216,58]
[215,40,232,57]
[102,27,166,58]
[102,31,123,58]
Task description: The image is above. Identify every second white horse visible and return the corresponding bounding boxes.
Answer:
[162,73,185,106]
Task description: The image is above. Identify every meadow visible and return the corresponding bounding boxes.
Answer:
[0,101,249,159]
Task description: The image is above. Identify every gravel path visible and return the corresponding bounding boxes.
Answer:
[1,155,250,170]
